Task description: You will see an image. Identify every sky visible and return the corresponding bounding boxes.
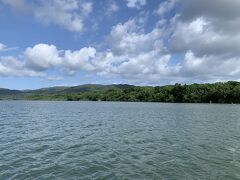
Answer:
[0,0,240,89]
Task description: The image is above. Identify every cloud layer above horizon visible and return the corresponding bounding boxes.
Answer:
[0,0,240,89]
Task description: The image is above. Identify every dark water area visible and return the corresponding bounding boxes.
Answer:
[1,101,240,179]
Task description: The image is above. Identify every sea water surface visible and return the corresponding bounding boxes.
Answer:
[1,101,240,179]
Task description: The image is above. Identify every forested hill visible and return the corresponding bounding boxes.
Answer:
[1,82,240,103]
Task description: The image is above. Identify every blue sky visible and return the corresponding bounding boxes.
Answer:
[0,0,240,89]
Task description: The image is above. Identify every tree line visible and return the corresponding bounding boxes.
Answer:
[26,81,240,103]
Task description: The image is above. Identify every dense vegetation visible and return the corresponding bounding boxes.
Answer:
[1,81,240,103]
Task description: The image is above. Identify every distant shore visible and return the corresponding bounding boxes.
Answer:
[1,81,240,104]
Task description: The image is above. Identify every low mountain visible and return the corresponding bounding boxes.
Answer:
[0,84,135,99]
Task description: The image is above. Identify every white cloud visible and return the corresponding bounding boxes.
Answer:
[35,0,92,33]
[90,19,177,83]
[0,43,6,51]
[106,1,119,16]
[0,43,97,78]
[1,0,92,33]
[24,44,61,71]
[24,44,97,73]
[156,0,240,83]
[125,0,146,9]
[155,0,176,17]
[179,51,240,82]
[169,0,240,57]
[108,19,164,56]
[96,13,240,84]
[0,56,44,77]
[0,42,18,52]
[1,0,240,84]
[63,47,96,72]
[0,19,172,83]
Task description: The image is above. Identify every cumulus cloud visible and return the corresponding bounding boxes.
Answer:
[1,0,240,84]
[91,18,178,83]
[24,44,61,71]
[100,0,240,84]
[63,47,96,72]
[125,0,146,9]
[157,0,240,83]
[167,0,240,56]
[1,0,92,33]
[0,44,96,78]
[179,51,240,82]
[34,0,92,33]
[0,56,44,77]
[107,19,164,56]
[0,19,172,83]
[170,17,240,57]
[24,44,96,73]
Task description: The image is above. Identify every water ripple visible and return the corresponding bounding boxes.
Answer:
[1,101,240,179]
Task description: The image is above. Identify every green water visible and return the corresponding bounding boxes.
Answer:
[1,101,240,179]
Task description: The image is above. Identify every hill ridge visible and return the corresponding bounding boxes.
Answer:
[0,81,240,103]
